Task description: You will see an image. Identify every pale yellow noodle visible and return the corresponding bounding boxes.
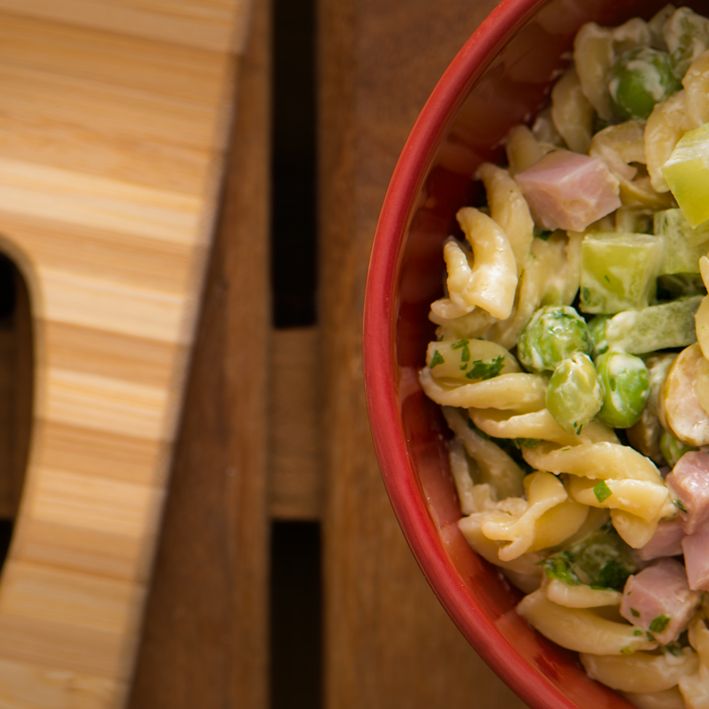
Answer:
[517,590,657,655]
[581,650,699,694]
[551,67,594,153]
[645,91,692,193]
[476,162,534,271]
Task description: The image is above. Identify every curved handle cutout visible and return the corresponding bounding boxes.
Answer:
[0,254,32,564]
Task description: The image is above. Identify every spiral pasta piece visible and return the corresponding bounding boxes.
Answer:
[581,650,699,694]
[545,579,621,608]
[567,476,669,521]
[419,368,546,411]
[517,590,657,655]
[505,124,552,174]
[469,408,617,446]
[521,442,663,483]
[478,471,587,561]
[476,162,534,271]
[682,50,709,128]
[444,208,517,320]
[645,91,692,193]
[443,407,525,500]
[551,67,594,154]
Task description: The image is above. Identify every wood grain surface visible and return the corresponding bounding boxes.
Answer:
[129,0,271,707]
[0,1,246,705]
[127,0,533,707]
[318,0,527,707]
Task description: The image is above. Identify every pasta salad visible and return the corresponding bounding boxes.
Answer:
[419,6,709,707]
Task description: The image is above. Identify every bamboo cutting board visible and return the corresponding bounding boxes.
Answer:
[0,1,248,705]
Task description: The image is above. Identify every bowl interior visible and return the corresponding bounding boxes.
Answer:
[365,0,709,706]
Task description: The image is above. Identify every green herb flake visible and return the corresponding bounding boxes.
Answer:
[663,641,683,657]
[429,350,445,368]
[596,559,631,590]
[630,608,640,618]
[632,629,643,637]
[543,552,580,586]
[673,498,688,513]
[649,614,670,634]
[620,645,635,655]
[464,356,504,381]
[534,227,554,241]
[451,338,471,364]
[593,480,613,503]
[514,438,541,449]
[543,523,636,591]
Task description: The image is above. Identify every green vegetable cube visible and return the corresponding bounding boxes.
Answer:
[663,123,709,228]
[580,233,663,314]
[600,296,702,355]
[654,208,709,275]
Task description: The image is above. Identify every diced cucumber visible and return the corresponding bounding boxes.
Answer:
[663,123,709,227]
[580,232,663,314]
[653,208,709,275]
[656,273,706,299]
[595,296,701,355]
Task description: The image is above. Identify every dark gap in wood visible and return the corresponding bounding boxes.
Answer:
[0,257,33,543]
[271,0,318,327]
[270,521,322,709]
[0,256,16,321]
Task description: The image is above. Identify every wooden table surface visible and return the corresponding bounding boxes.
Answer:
[126,0,529,706]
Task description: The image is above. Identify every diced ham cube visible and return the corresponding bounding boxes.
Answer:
[636,518,685,561]
[666,451,709,534]
[620,558,700,645]
[514,150,621,232]
[682,524,709,591]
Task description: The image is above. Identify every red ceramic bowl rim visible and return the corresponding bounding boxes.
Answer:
[363,0,579,706]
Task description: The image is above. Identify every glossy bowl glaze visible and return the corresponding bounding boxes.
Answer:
[363,0,708,706]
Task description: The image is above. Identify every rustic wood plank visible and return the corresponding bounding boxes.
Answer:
[0,1,249,54]
[270,327,322,521]
[318,1,528,707]
[0,0,244,704]
[128,0,271,706]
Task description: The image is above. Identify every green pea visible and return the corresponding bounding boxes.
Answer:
[546,353,603,435]
[663,6,709,79]
[588,315,610,357]
[517,306,593,373]
[609,47,681,120]
[659,429,695,468]
[596,351,650,429]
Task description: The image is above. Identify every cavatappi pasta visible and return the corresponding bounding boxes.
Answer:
[419,7,709,706]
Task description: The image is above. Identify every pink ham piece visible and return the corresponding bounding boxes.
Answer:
[665,450,709,534]
[636,518,685,561]
[682,524,709,591]
[514,149,621,232]
[620,558,700,645]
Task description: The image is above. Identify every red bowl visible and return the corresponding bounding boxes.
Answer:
[363,0,708,706]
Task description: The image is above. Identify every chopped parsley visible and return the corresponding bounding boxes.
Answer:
[514,438,541,449]
[593,480,613,503]
[673,498,688,513]
[649,615,670,634]
[464,356,505,381]
[543,552,580,586]
[663,641,684,657]
[542,523,636,591]
[429,350,445,368]
[451,339,471,364]
[534,227,554,241]
[630,608,640,618]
